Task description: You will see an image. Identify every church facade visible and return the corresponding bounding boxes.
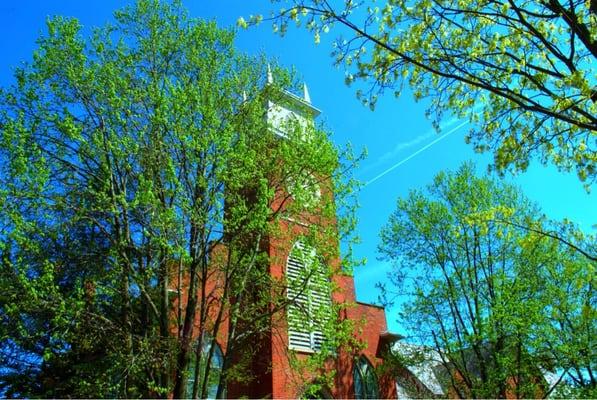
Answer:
[179,71,400,399]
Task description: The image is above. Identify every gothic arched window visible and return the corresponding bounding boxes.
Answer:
[186,335,224,399]
[286,241,331,352]
[353,356,380,399]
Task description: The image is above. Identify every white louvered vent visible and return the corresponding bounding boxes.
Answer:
[286,242,331,352]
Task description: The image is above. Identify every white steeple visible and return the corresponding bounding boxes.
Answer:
[303,83,311,103]
[263,67,321,138]
[267,64,274,84]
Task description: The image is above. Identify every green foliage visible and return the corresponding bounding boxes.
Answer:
[257,0,597,186]
[0,0,361,397]
[378,163,595,398]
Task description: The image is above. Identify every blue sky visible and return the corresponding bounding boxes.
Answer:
[0,1,594,334]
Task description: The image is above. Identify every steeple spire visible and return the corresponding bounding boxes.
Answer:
[303,83,311,103]
[267,63,274,84]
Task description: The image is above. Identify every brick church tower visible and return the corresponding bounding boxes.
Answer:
[183,68,400,399]
[226,70,399,398]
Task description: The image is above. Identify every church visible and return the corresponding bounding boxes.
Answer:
[176,69,401,399]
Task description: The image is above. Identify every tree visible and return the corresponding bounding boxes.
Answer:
[0,1,359,397]
[250,0,597,185]
[527,221,596,398]
[377,163,595,398]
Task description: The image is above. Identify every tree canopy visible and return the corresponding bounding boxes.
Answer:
[254,0,597,186]
[0,1,359,397]
[378,163,595,398]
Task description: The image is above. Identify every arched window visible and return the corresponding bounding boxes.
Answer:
[186,335,224,399]
[353,356,380,399]
[286,241,331,352]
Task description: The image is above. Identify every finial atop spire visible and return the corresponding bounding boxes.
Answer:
[303,83,311,103]
[267,64,274,84]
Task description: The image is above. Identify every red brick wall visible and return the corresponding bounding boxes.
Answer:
[170,173,398,398]
[265,220,397,399]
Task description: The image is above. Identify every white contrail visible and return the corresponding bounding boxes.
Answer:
[364,120,469,187]
[362,116,462,173]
